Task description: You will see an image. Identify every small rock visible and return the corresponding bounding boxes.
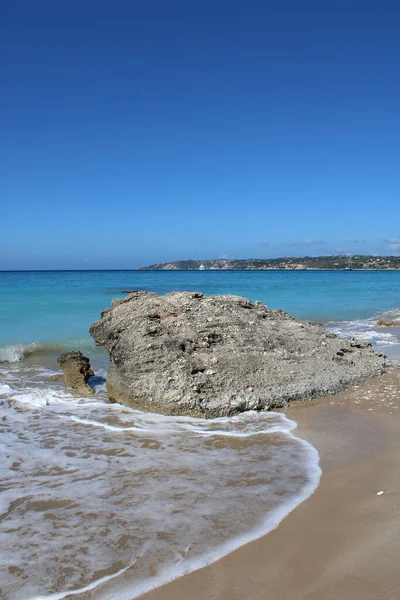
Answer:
[377,318,400,327]
[57,351,94,396]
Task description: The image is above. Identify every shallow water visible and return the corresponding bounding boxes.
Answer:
[0,365,320,600]
[1,269,399,598]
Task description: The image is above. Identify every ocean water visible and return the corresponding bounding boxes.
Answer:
[1,270,399,599]
[1,269,400,352]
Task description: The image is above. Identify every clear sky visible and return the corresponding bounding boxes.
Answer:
[2,1,399,269]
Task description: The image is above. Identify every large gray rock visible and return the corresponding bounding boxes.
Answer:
[90,291,387,417]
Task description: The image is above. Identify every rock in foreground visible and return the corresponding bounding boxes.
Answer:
[90,292,387,417]
[57,351,94,395]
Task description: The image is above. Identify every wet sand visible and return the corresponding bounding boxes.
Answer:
[141,367,400,600]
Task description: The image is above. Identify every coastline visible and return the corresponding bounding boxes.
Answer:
[140,367,400,600]
[140,268,400,271]
[2,269,400,600]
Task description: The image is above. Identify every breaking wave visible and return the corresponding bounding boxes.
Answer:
[0,339,101,363]
[0,344,27,363]
[325,307,400,348]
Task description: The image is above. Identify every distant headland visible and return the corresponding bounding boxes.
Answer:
[139,255,400,271]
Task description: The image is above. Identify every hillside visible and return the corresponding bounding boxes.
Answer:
[139,255,400,271]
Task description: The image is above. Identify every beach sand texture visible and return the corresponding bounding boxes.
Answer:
[142,369,400,600]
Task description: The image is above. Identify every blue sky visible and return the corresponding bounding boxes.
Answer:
[2,1,399,269]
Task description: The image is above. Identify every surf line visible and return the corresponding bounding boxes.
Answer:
[28,561,135,600]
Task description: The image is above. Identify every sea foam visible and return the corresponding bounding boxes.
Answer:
[0,344,27,363]
[326,307,400,348]
[0,367,321,600]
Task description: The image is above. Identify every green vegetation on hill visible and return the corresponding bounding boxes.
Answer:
[139,255,400,271]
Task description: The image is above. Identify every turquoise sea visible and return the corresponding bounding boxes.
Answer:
[1,270,399,600]
[1,269,400,349]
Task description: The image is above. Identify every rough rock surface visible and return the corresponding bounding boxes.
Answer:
[377,318,400,327]
[57,351,94,395]
[90,291,388,417]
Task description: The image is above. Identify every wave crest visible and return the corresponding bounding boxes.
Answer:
[326,306,400,347]
[0,339,99,363]
[0,343,27,363]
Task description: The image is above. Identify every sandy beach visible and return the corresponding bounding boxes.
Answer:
[141,366,400,600]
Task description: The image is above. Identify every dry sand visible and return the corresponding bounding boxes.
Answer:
[141,368,400,600]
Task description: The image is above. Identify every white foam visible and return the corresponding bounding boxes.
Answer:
[3,385,83,409]
[67,415,147,432]
[23,424,320,600]
[1,366,321,600]
[376,307,400,323]
[0,365,109,410]
[28,562,135,600]
[64,410,298,438]
[0,344,26,363]
[100,442,320,600]
[326,308,400,348]
[0,339,101,364]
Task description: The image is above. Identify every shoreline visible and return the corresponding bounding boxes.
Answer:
[1,330,399,599]
[2,272,400,600]
[140,368,400,600]
[140,268,400,271]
